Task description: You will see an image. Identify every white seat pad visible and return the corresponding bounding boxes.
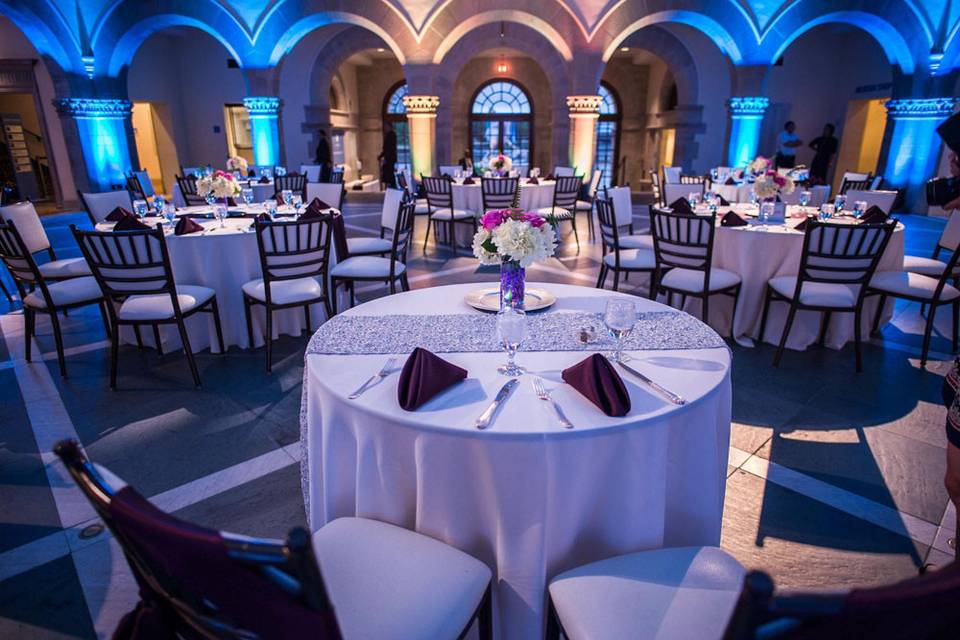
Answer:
[661,267,741,293]
[414,200,430,215]
[575,199,593,211]
[604,249,655,270]
[23,276,102,309]
[536,206,573,220]
[549,546,745,640]
[619,234,654,250]
[430,208,474,221]
[118,284,215,320]
[769,275,859,307]
[869,271,960,302]
[241,277,324,305]
[346,236,393,255]
[902,255,948,277]
[313,518,491,640]
[37,257,91,279]
[331,256,405,278]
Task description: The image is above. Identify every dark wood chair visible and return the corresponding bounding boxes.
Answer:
[421,175,474,254]
[758,219,896,372]
[575,168,604,240]
[395,170,429,216]
[243,216,333,373]
[680,174,711,188]
[0,220,109,376]
[536,175,583,252]
[175,175,206,206]
[71,224,225,388]
[0,200,91,280]
[839,176,873,194]
[328,168,345,184]
[78,190,134,225]
[480,176,519,212]
[274,173,307,201]
[595,196,656,293]
[650,207,741,327]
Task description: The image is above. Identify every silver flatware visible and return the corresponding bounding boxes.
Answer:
[533,377,573,429]
[617,361,686,405]
[349,357,398,400]
[475,379,519,430]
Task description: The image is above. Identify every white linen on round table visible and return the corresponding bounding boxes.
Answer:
[451,180,556,215]
[171,181,275,208]
[713,183,829,206]
[302,283,732,639]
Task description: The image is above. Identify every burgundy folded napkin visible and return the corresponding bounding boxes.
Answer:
[397,347,467,410]
[275,193,286,205]
[330,212,350,260]
[174,216,203,235]
[668,198,693,215]
[562,354,630,417]
[544,174,555,181]
[462,177,475,185]
[794,215,816,232]
[113,215,151,231]
[717,194,731,206]
[258,176,270,184]
[442,173,454,182]
[859,206,888,224]
[310,197,332,211]
[724,177,737,186]
[248,213,273,229]
[226,197,238,207]
[105,206,134,222]
[527,177,539,185]
[299,207,326,221]
[720,211,748,227]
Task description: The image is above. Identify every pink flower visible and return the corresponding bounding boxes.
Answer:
[213,170,234,180]
[521,213,546,227]
[773,175,786,187]
[481,209,509,230]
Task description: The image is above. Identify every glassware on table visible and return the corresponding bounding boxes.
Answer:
[275,166,286,177]
[164,203,177,228]
[604,298,637,363]
[496,307,527,377]
[292,194,303,214]
[133,199,148,218]
[710,168,719,182]
[213,201,227,228]
[241,188,254,206]
[152,195,166,215]
[265,201,277,219]
[799,190,811,208]
[281,189,293,207]
[688,192,701,207]
[834,193,847,213]
[853,200,868,219]
[748,188,758,210]
[758,201,775,230]
[819,203,835,221]
[204,193,217,207]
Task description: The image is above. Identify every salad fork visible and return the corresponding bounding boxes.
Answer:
[349,357,398,399]
[533,377,573,429]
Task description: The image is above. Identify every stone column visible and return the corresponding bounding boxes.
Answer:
[402,95,440,180]
[566,95,602,179]
[243,97,282,168]
[53,97,134,192]
[726,96,769,167]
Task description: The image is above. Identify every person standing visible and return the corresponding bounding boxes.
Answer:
[379,122,397,189]
[775,121,802,169]
[459,148,474,174]
[808,123,839,185]
[315,129,332,182]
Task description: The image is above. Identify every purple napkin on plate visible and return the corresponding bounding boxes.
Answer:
[309,197,332,211]
[717,194,731,206]
[113,215,151,231]
[397,347,467,410]
[668,198,693,215]
[724,177,737,186]
[860,206,888,224]
[794,215,816,232]
[174,216,203,235]
[561,353,631,417]
[462,177,475,185]
[299,208,326,221]
[105,207,134,222]
[720,211,748,227]
[527,177,539,185]
[248,213,273,229]
[544,174,555,181]
[258,176,270,184]
[274,192,286,205]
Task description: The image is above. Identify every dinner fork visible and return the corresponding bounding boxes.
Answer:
[349,357,398,400]
[533,377,573,429]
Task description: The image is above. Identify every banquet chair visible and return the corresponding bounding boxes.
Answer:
[651,170,663,207]
[839,177,873,194]
[125,171,154,202]
[274,174,307,201]
[595,197,656,293]
[438,165,462,178]
[331,199,415,313]
[175,175,206,206]
[328,168,345,184]
[306,182,345,211]
[396,171,429,216]
[79,190,134,225]
[0,220,109,377]
[481,176,519,212]
[346,188,405,257]
[54,439,494,640]
[421,176,474,254]
[844,189,898,214]
[575,169,603,240]
[0,200,91,280]
[536,175,583,252]
[903,209,960,281]
[299,164,322,182]
[758,219,895,372]
[71,224,224,388]
[608,185,651,250]
[650,208,741,326]
[244,216,333,373]
[546,544,960,640]
[663,182,704,207]
[680,174,710,187]
[662,166,682,184]
[180,165,203,177]
[553,166,576,177]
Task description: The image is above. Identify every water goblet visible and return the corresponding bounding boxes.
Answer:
[710,168,719,183]
[204,193,217,208]
[292,194,303,215]
[241,188,254,206]
[133,199,148,218]
[799,190,811,208]
[282,189,293,207]
[604,298,637,363]
[496,307,527,376]
[853,200,868,219]
[819,203,835,221]
[213,201,227,228]
[688,192,701,207]
[759,201,775,230]
[164,203,177,228]
[275,166,286,177]
[748,188,759,209]
[152,195,166,216]
[834,194,847,213]
[265,201,277,219]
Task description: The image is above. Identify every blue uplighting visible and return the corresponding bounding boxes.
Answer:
[882,98,958,199]
[727,97,769,167]
[53,98,132,190]
[243,97,281,168]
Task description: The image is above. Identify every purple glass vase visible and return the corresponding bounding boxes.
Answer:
[499,260,525,310]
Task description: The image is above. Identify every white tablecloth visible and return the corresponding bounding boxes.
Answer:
[170,181,276,208]
[676,206,904,350]
[302,283,732,639]
[713,183,830,206]
[96,206,329,353]
[451,180,556,215]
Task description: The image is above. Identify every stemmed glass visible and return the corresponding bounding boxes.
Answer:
[605,299,636,363]
[799,190,811,208]
[264,200,277,219]
[152,195,166,216]
[164,203,177,228]
[204,193,217,208]
[496,307,527,376]
[834,194,847,214]
[819,203,835,221]
[853,200,868,219]
[688,192,701,207]
[213,201,227,228]
[133,199,148,218]
[241,188,254,206]
[292,194,303,215]
[759,201,774,230]
[282,189,293,208]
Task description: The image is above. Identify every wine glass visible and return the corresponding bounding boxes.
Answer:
[688,192,701,207]
[213,201,227,228]
[819,203,835,221]
[292,194,303,215]
[496,307,527,376]
[759,201,775,230]
[853,200,868,219]
[282,189,293,207]
[241,188,254,206]
[164,203,177,228]
[834,193,847,214]
[799,190,811,208]
[133,199,148,218]
[604,299,636,363]
[748,188,758,210]
[265,201,277,219]
[152,195,166,216]
[204,193,217,207]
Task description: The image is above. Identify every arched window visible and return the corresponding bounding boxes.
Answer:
[470,80,533,173]
[382,81,412,177]
[594,82,621,189]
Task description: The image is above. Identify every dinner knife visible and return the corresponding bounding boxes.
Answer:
[475,379,519,430]
[617,361,687,405]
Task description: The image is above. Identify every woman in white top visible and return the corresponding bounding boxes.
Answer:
[775,120,802,169]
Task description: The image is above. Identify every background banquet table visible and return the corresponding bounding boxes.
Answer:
[95,205,328,353]
[170,180,276,208]
[301,283,732,639]
[451,179,556,214]
[713,182,830,206]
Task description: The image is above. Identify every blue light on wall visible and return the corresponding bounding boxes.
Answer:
[883,98,958,190]
[54,98,133,190]
[243,97,281,167]
[727,96,769,167]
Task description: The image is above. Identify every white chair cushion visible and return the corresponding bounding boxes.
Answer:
[37,257,91,279]
[414,199,429,215]
[619,234,654,250]
[661,267,741,293]
[550,546,745,640]
[536,206,573,220]
[869,271,960,302]
[331,256,405,278]
[604,249,656,270]
[117,284,215,320]
[312,518,491,640]
[575,199,593,211]
[902,255,948,277]
[241,277,323,305]
[768,275,858,307]
[430,208,474,221]
[346,237,393,256]
[23,276,102,309]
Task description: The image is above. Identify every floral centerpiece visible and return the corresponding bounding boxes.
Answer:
[226,155,248,176]
[473,209,557,309]
[488,154,512,177]
[746,156,796,201]
[197,170,241,202]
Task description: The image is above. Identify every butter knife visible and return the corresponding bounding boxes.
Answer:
[617,361,686,405]
[475,379,519,430]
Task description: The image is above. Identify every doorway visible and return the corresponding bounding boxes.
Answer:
[0,92,54,202]
[131,102,178,195]
[834,98,887,193]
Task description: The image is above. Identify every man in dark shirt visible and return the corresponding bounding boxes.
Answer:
[315,129,332,182]
[808,123,838,185]
[379,123,397,188]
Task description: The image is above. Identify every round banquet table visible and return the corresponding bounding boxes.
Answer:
[451,179,556,215]
[95,205,330,353]
[676,205,905,350]
[170,180,275,208]
[301,283,732,639]
[713,183,830,206]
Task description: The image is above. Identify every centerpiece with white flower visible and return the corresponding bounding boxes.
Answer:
[226,155,248,176]
[473,209,557,309]
[197,170,242,200]
[488,154,512,177]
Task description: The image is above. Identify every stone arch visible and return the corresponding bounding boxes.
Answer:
[935,21,960,76]
[432,10,575,64]
[0,0,82,75]
[612,25,700,105]
[307,27,395,107]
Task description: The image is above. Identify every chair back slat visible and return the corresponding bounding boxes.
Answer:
[306,183,344,211]
[651,208,716,271]
[595,197,619,250]
[256,218,332,283]
[839,177,872,194]
[328,168,344,184]
[380,188,404,231]
[481,177,519,211]
[553,176,582,210]
[126,175,146,201]
[798,221,894,286]
[275,174,307,200]
[80,190,134,224]
[176,175,205,206]
[0,200,50,254]
[422,176,453,209]
[72,226,174,296]
[0,221,43,290]
[394,171,409,192]
[390,198,417,267]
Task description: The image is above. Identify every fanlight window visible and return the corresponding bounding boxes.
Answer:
[469,80,533,171]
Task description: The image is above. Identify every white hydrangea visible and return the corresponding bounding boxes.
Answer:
[491,219,556,267]
[472,228,502,265]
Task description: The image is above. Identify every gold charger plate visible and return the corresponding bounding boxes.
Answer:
[464,287,557,312]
